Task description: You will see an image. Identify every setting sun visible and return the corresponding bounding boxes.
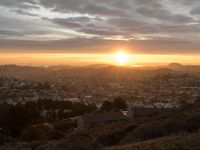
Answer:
[113,51,128,66]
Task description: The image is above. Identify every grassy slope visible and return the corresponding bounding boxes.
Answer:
[0,102,199,150]
[1,132,200,150]
[104,132,200,150]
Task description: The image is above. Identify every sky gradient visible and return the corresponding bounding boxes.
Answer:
[0,0,200,65]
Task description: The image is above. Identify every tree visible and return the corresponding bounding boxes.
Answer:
[113,97,127,110]
[101,101,113,112]
[6,104,41,137]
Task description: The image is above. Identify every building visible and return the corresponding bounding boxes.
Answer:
[128,107,176,119]
[77,112,128,130]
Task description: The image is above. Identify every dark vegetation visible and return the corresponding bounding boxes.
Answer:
[0,98,127,145]
[0,100,96,138]
[100,97,127,112]
[0,101,199,150]
[104,132,200,150]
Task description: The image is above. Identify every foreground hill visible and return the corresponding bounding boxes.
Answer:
[104,132,200,150]
[1,132,199,150]
[0,101,199,150]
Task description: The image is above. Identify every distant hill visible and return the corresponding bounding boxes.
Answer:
[168,63,200,72]
[0,64,158,81]
[168,63,184,69]
[0,64,200,82]
[82,64,112,68]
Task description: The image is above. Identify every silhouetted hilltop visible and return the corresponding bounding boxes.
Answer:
[168,63,184,69]
[168,63,200,72]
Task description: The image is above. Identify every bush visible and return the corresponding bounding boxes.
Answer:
[132,114,186,140]
[99,131,126,146]
[184,113,200,132]
[20,123,64,141]
[53,119,76,132]
[133,121,165,139]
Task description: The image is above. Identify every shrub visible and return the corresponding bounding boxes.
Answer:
[184,113,200,132]
[20,123,64,141]
[53,119,76,132]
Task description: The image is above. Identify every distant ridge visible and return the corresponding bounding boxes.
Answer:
[81,64,112,68]
[168,63,184,69]
[168,63,200,72]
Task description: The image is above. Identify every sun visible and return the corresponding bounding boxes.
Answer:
[113,51,128,66]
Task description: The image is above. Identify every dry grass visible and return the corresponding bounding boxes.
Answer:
[103,132,200,150]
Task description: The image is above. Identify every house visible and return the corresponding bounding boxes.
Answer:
[128,107,176,119]
[77,112,128,130]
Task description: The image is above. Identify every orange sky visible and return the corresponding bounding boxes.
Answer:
[0,53,200,66]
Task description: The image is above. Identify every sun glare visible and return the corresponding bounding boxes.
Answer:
[114,51,128,66]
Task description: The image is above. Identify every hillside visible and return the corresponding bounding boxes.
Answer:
[0,101,199,150]
[104,132,200,150]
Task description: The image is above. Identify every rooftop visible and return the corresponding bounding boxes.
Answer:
[81,112,128,123]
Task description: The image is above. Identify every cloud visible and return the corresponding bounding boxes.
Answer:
[0,0,38,8]
[0,30,24,36]
[82,4,129,17]
[0,38,200,55]
[78,29,121,36]
[136,6,195,24]
[50,18,83,28]
[11,9,39,17]
[190,7,200,15]
[0,0,200,54]
[39,0,129,17]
